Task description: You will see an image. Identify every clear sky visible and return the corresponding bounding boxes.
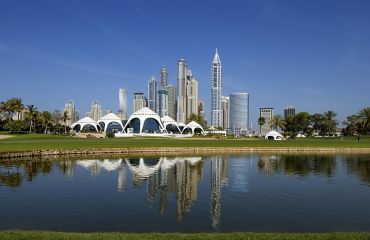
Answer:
[1,0,369,128]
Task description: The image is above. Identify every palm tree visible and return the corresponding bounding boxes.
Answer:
[269,114,285,131]
[0,98,24,121]
[39,111,52,134]
[61,111,70,134]
[357,107,370,134]
[323,111,339,137]
[258,117,265,135]
[25,105,38,133]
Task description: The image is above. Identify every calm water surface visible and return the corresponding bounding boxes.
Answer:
[1,154,370,232]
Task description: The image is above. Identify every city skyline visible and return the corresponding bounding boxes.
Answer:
[1,1,369,127]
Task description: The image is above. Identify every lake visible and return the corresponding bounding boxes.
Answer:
[1,153,370,232]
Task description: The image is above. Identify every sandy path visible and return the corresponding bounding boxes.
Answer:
[0,135,14,140]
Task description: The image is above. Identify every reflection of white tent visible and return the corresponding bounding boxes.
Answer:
[76,159,123,171]
[71,117,100,132]
[265,130,284,140]
[182,121,205,135]
[123,107,166,134]
[161,116,181,134]
[98,113,124,133]
[125,158,162,178]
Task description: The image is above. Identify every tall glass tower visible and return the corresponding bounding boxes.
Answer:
[160,66,168,88]
[211,48,222,127]
[148,76,158,113]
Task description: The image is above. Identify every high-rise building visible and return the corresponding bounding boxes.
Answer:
[284,105,296,119]
[63,99,77,126]
[148,76,158,113]
[211,48,223,128]
[88,100,102,122]
[133,92,147,112]
[165,84,177,120]
[118,88,127,120]
[177,59,188,123]
[221,96,229,130]
[198,100,205,122]
[160,66,168,88]
[259,107,273,135]
[186,76,198,118]
[229,93,249,131]
[157,89,168,117]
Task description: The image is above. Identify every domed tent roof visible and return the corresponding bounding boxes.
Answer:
[75,116,96,124]
[71,117,100,132]
[99,113,121,121]
[98,113,124,133]
[124,107,166,134]
[265,130,284,140]
[183,121,205,135]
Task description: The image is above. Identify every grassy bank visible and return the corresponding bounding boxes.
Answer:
[0,133,369,153]
[1,231,370,240]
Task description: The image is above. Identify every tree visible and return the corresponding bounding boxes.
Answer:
[0,98,23,121]
[61,111,70,134]
[186,113,206,128]
[25,105,38,133]
[323,110,339,136]
[357,107,370,134]
[4,120,29,133]
[295,112,311,135]
[269,114,285,131]
[310,113,325,134]
[258,117,265,135]
[39,111,52,134]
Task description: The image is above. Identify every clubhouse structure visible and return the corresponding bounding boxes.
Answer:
[71,107,205,137]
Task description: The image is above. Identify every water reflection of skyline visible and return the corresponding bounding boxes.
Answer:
[1,154,370,229]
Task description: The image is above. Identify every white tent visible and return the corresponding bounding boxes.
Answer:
[296,133,306,138]
[182,121,205,135]
[161,116,181,134]
[265,130,284,140]
[123,107,166,134]
[71,116,100,132]
[98,113,124,133]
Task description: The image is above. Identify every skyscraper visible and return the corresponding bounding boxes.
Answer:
[118,87,127,120]
[89,100,102,122]
[160,66,168,88]
[284,105,296,119]
[186,72,198,118]
[198,100,205,122]
[211,48,222,128]
[259,107,273,135]
[229,93,249,131]
[148,76,158,113]
[165,84,177,120]
[177,59,187,123]
[221,96,229,130]
[157,89,168,117]
[63,99,77,126]
[133,92,146,112]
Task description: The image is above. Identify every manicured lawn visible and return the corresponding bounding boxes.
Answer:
[0,231,369,240]
[0,132,369,152]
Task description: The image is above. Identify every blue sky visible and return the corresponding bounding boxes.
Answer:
[0,0,369,128]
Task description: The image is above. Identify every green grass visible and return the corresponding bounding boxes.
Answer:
[0,132,369,152]
[0,231,369,240]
